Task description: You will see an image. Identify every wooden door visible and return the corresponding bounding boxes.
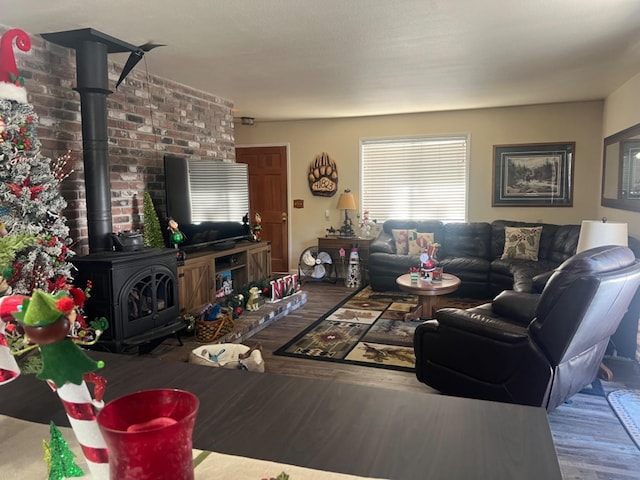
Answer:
[236,146,288,273]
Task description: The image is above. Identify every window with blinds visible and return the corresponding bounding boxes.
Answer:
[360,135,469,222]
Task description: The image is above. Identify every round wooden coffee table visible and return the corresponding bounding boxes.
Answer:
[396,273,461,321]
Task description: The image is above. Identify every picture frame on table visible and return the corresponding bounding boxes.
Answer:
[492,142,575,207]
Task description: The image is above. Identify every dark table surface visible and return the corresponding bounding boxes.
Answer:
[0,351,562,480]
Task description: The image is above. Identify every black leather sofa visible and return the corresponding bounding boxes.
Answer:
[369,219,582,298]
[369,218,640,361]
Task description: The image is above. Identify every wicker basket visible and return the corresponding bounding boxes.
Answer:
[195,308,235,343]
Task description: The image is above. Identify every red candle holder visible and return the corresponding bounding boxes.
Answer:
[97,389,199,480]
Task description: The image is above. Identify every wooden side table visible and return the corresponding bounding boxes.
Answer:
[317,237,372,284]
[396,273,461,320]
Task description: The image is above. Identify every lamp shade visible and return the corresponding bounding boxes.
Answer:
[576,220,628,253]
[336,192,357,210]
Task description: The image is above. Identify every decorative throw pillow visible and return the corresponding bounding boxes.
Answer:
[408,232,435,255]
[501,226,543,261]
[392,229,416,255]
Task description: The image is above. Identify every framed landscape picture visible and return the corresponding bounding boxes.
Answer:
[492,142,575,207]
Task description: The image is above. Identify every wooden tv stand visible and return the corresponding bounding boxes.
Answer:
[177,241,271,316]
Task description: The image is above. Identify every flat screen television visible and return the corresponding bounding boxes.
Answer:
[164,155,250,250]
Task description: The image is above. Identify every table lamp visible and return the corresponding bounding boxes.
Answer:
[576,218,628,253]
[336,189,357,237]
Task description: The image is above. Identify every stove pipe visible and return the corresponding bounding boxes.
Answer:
[41,29,138,253]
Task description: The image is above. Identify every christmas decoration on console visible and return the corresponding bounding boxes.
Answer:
[252,212,262,242]
[167,217,185,248]
[143,192,165,248]
[0,29,75,295]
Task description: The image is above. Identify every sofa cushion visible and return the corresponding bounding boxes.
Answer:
[408,231,435,255]
[501,226,543,261]
[441,222,491,259]
[491,220,559,261]
[491,258,557,292]
[439,256,490,274]
[546,224,581,264]
[392,228,415,254]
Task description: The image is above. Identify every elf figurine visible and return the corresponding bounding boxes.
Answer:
[12,290,104,385]
[252,213,262,242]
[167,217,185,248]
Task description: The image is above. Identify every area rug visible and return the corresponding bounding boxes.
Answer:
[607,389,640,450]
[274,286,487,372]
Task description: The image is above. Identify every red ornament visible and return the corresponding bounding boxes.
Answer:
[68,287,87,308]
[56,296,76,314]
[0,294,28,323]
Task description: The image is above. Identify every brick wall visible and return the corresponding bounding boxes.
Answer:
[8,28,235,254]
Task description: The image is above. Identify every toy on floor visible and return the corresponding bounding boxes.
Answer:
[189,342,264,373]
[207,348,226,363]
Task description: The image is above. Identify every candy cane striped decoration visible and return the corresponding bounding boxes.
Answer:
[0,295,25,385]
[0,320,19,385]
[48,378,109,479]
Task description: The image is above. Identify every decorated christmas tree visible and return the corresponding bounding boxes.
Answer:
[0,29,74,295]
[0,29,111,478]
[43,422,84,479]
[143,191,165,248]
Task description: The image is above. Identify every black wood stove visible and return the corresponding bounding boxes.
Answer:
[43,29,182,352]
[72,249,180,353]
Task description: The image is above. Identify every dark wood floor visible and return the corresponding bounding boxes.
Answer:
[153,282,640,479]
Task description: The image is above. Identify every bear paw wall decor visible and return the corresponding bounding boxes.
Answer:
[308,152,338,197]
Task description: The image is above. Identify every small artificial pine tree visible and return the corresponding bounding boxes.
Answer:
[143,191,165,248]
[0,30,75,294]
[43,422,84,479]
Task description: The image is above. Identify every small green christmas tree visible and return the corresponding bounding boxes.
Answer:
[143,191,165,248]
[43,422,84,479]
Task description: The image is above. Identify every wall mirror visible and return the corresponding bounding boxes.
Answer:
[602,121,640,212]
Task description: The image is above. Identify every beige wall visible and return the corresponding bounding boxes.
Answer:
[599,72,640,237]
[236,101,604,272]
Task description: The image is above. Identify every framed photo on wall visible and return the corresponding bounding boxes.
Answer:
[492,142,575,207]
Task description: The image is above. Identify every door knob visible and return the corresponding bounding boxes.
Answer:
[281,212,288,222]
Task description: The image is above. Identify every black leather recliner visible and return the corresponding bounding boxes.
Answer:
[414,245,640,411]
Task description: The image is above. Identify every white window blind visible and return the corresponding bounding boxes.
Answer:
[187,160,249,222]
[361,135,469,222]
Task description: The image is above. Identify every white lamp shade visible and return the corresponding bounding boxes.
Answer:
[576,220,628,253]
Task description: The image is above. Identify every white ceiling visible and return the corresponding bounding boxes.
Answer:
[4,0,640,121]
